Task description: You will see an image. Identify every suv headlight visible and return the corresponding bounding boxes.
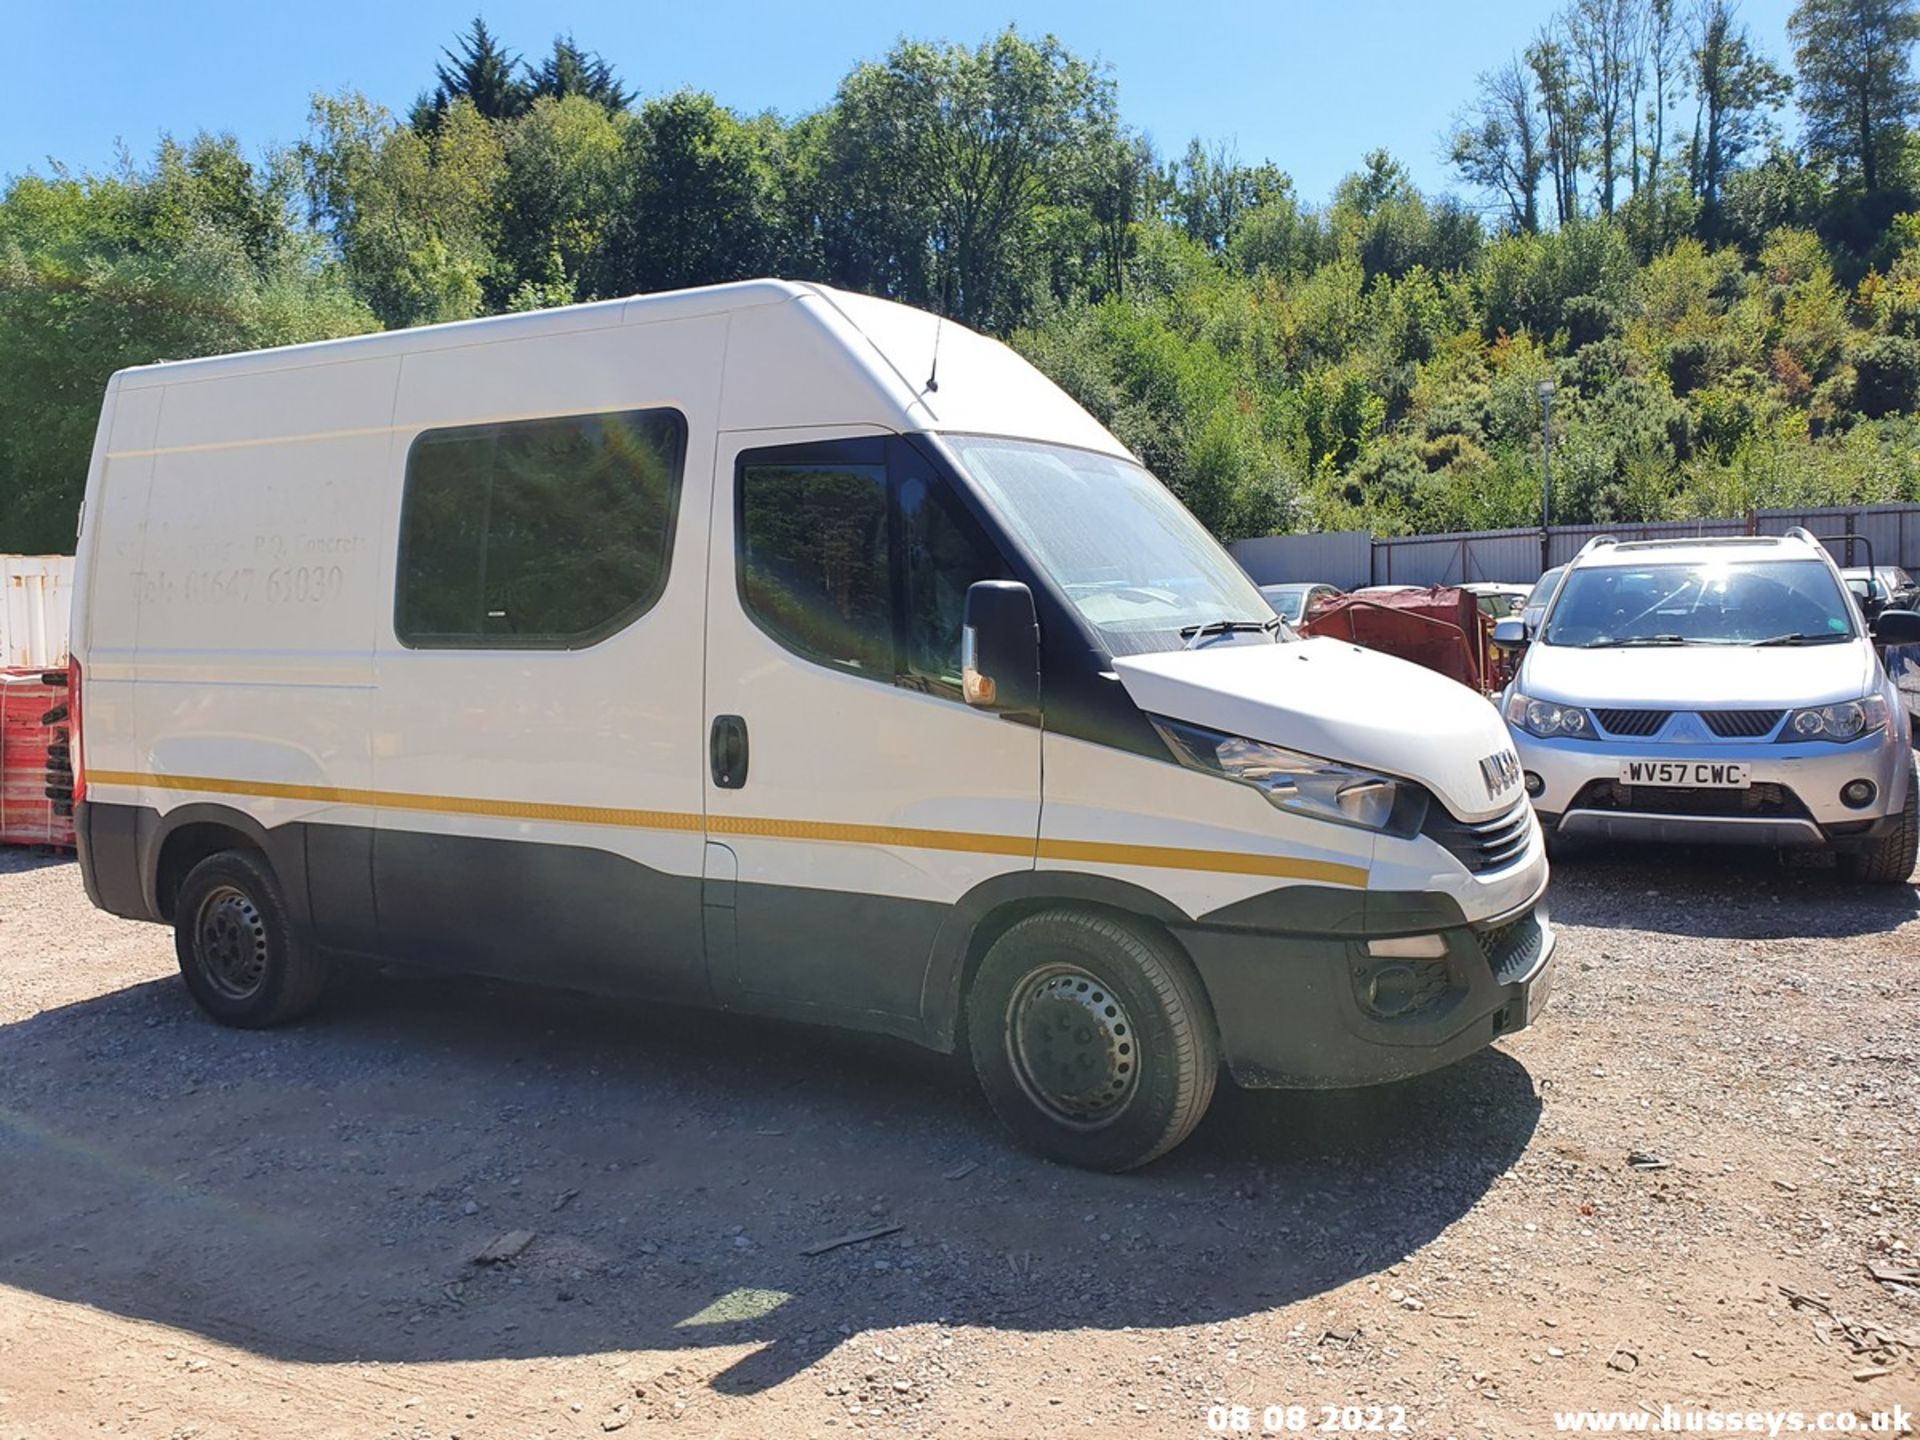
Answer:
[1504,692,1596,740]
[1152,717,1421,834]
[1783,695,1888,742]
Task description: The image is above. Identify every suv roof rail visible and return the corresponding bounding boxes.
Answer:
[1573,534,1618,559]
[1801,527,1874,571]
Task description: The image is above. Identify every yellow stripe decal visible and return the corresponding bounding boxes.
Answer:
[88,770,702,833]
[85,770,1367,889]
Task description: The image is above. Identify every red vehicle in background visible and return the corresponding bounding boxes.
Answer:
[1298,585,1512,696]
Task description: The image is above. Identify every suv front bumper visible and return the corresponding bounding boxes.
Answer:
[1519,728,1912,849]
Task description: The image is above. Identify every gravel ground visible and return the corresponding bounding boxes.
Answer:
[1,843,1916,1439]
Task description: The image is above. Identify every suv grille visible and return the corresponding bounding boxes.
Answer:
[1701,709,1784,738]
[1569,779,1807,819]
[1423,799,1533,873]
[1594,708,1669,736]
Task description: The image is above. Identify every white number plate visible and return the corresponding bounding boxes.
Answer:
[1618,760,1751,788]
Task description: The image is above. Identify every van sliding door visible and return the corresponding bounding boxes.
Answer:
[370,321,724,997]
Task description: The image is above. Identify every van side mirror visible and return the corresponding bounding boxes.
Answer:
[962,580,1040,713]
[1872,608,1920,645]
[1491,618,1531,652]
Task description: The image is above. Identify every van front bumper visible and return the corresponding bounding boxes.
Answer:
[1174,891,1556,1090]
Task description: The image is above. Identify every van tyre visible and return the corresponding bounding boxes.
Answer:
[1839,763,1920,884]
[174,850,328,1027]
[967,908,1218,1171]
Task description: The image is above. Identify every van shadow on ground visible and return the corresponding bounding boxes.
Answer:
[0,964,1539,1395]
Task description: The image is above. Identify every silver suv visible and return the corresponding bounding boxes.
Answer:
[1493,530,1920,882]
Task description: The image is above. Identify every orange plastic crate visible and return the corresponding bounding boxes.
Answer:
[1,668,75,849]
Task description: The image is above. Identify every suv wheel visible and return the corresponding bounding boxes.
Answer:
[174,850,329,1026]
[967,908,1218,1171]
[1838,762,1920,885]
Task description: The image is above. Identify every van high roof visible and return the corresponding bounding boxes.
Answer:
[107,278,1131,462]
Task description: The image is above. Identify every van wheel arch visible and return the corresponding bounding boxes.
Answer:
[147,808,290,923]
[923,872,1195,1054]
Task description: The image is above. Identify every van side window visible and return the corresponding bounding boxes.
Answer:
[396,408,686,648]
[739,460,892,674]
[899,472,1000,693]
[737,439,1003,697]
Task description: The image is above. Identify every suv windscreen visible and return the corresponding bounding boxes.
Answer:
[942,435,1272,656]
[1543,559,1859,647]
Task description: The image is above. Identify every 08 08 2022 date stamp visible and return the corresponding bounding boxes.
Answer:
[1206,1404,1412,1434]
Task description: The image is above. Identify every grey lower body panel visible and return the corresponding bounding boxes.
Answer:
[77,798,1556,1087]
[1544,808,1901,850]
[75,800,948,1043]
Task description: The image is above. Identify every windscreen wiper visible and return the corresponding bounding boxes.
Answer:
[1180,617,1283,649]
[1753,632,1850,646]
[1577,633,1689,648]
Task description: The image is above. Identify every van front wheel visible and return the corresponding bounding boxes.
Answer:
[967,909,1218,1171]
[174,850,328,1027]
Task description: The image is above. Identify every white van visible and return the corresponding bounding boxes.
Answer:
[69,280,1553,1170]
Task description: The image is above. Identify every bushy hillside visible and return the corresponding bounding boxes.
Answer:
[5,5,1920,551]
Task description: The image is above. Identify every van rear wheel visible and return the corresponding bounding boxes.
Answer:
[967,908,1218,1171]
[174,850,328,1027]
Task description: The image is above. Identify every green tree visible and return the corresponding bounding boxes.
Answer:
[422,16,531,125]
[1529,33,1589,226]
[597,91,789,296]
[1567,0,1644,216]
[496,96,630,306]
[300,91,505,326]
[528,34,632,111]
[1689,1,1794,228]
[1167,141,1290,254]
[1449,57,1546,234]
[1789,0,1920,193]
[813,29,1118,331]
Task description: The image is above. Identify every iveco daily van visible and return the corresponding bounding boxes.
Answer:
[69,280,1554,1169]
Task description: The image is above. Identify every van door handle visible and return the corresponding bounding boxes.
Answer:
[710,715,749,789]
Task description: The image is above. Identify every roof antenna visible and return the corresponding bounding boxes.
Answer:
[926,317,942,393]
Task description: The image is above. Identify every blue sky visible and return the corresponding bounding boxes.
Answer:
[3,0,1804,203]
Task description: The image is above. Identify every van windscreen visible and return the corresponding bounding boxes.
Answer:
[942,436,1271,656]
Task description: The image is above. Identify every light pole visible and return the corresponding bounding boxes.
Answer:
[1537,379,1556,572]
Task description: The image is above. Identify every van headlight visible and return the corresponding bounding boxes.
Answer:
[1783,695,1887,741]
[1504,692,1596,740]
[1152,717,1420,834]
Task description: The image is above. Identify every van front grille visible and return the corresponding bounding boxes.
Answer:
[1423,799,1534,873]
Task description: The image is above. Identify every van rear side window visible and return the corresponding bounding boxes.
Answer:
[396,408,686,648]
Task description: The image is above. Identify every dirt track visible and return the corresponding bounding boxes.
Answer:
[1,845,1917,1438]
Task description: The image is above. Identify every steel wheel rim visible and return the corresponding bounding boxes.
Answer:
[1004,962,1140,1129]
[195,884,269,1000]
